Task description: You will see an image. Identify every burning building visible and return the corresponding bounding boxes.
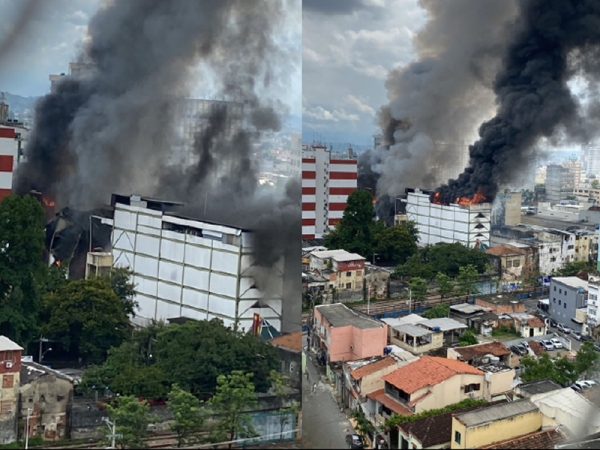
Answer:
[403,188,491,248]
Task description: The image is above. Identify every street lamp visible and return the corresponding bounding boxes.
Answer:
[404,288,412,314]
[24,408,32,449]
[40,348,52,363]
[102,417,120,449]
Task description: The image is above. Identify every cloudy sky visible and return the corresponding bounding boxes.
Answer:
[0,0,301,116]
[302,0,427,146]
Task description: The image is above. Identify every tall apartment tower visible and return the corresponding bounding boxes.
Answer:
[582,143,600,178]
[302,144,357,239]
[545,164,576,202]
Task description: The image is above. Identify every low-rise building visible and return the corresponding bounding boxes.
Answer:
[479,427,566,449]
[0,336,23,444]
[549,276,588,331]
[364,264,392,300]
[386,323,443,355]
[486,245,528,288]
[342,356,400,410]
[19,361,75,441]
[309,249,366,292]
[269,332,302,389]
[447,342,511,367]
[475,294,526,315]
[514,379,562,399]
[508,313,547,338]
[450,399,541,449]
[312,304,387,363]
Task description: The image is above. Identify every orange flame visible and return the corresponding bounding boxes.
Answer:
[431,191,442,204]
[455,187,487,207]
[372,199,377,205]
[42,197,56,207]
[56,260,61,267]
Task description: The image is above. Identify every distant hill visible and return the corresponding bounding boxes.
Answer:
[1,92,39,125]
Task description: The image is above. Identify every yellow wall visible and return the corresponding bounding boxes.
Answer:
[337,269,364,291]
[415,373,485,414]
[360,365,399,395]
[388,330,444,355]
[488,369,515,396]
[451,410,541,449]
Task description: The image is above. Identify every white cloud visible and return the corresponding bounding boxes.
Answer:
[303,105,360,122]
[346,94,375,115]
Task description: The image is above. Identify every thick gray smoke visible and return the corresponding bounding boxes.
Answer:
[373,0,518,199]
[14,0,300,331]
[436,0,600,204]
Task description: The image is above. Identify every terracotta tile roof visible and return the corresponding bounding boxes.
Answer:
[384,356,483,394]
[350,356,396,380]
[479,427,566,449]
[269,331,302,352]
[451,342,511,361]
[367,389,413,416]
[528,340,545,356]
[527,317,545,328]
[397,399,508,448]
[486,245,526,256]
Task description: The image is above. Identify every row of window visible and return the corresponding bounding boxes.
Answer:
[552,298,568,309]
[0,351,15,363]
[506,260,520,268]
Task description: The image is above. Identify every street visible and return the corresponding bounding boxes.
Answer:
[302,333,354,449]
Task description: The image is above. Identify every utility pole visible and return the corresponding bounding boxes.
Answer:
[24,408,32,449]
[102,417,120,449]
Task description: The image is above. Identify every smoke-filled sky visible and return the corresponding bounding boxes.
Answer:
[0,0,301,116]
[302,0,427,145]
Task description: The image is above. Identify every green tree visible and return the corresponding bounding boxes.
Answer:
[324,189,377,258]
[592,179,600,189]
[408,277,428,302]
[553,356,579,387]
[576,342,599,378]
[168,384,205,447]
[521,353,578,386]
[373,226,418,265]
[400,220,420,244]
[41,278,131,362]
[107,267,138,317]
[0,194,46,345]
[456,265,480,296]
[435,273,454,299]
[104,395,157,449]
[554,260,595,277]
[269,370,299,441]
[208,371,258,449]
[459,329,478,346]
[351,409,375,442]
[422,303,450,319]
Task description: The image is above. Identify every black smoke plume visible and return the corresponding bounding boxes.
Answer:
[14,0,300,331]
[374,0,517,199]
[435,0,600,204]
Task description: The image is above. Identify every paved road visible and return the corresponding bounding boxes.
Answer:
[302,334,353,449]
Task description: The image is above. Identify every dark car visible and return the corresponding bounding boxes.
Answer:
[346,434,364,449]
[582,335,594,343]
[594,342,600,353]
[510,345,528,356]
[550,319,558,328]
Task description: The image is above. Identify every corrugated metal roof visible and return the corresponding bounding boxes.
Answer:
[393,324,433,337]
[455,399,538,427]
[420,318,467,331]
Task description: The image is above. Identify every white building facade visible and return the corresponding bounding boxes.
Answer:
[109,195,283,331]
[404,189,491,248]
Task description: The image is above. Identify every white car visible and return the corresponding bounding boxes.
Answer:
[520,341,530,349]
[550,338,563,349]
[541,340,554,351]
[578,380,597,388]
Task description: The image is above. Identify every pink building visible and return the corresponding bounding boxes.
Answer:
[313,303,388,363]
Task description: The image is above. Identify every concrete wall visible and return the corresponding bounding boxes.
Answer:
[451,410,541,449]
[359,365,399,396]
[549,279,587,327]
[487,369,516,396]
[414,373,485,414]
[0,359,21,444]
[388,330,443,354]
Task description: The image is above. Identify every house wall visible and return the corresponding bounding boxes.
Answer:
[487,369,515,396]
[0,350,22,444]
[549,279,588,327]
[475,298,525,315]
[499,254,526,281]
[388,330,444,355]
[19,375,73,440]
[518,323,547,338]
[360,365,399,396]
[414,373,485,414]
[277,348,301,389]
[451,410,541,449]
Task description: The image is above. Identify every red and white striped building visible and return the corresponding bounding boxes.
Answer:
[0,127,17,202]
[302,144,357,239]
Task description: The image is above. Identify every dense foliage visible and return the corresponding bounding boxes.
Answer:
[521,343,598,386]
[384,398,487,430]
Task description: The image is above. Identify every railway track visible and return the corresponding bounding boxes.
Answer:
[39,432,185,449]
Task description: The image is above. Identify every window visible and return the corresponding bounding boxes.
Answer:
[513,260,520,267]
[346,283,352,289]
[455,431,461,445]
[356,271,362,276]
[507,260,513,268]
[564,303,567,309]
[550,257,557,262]
[2,375,13,388]
[464,383,481,393]
[559,289,562,294]
[539,327,542,332]
[346,272,351,277]
[553,298,556,303]
[554,286,557,291]
[0,401,12,414]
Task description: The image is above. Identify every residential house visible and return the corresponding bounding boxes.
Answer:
[309,249,366,292]
[478,428,566,449]
[528,341,546,357]
[475,294,526,314]
[447,342,512,367]
[386,323,443,355]
[417,318,468,345]
[395,400,508,450]
[342,356,400,411]
[479,364,516,398]
[549,276,588,332]
[508,313,547,338]
[364,264,392,300]
[451,399,542,449]
[269,331,302,389]
[514,379,562,399]
[0,336,23,444]
[486,244,528,290]
[364,356,487,428]
[19,361,75,441]
[449,303,491,326]
[312,303,387,363]
[587,273,600,331]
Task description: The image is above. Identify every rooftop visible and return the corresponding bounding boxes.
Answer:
[516,379,562,396]
[419,317,467,332]
[450,303,491,315]
[315,304,384,330]
[21,361,75,385]
[310,249,366,262]
[384,356,482,394]
[479,427,566,449]
[367,388,413,416]
[350,356,397,380]
[397,400,508,448]
[392,323,433,338]
[477,293,523,305]
[552,276,589,290]
[269,331,302,353]
[532,388,600,431]
[528,341,545,356]
[0,335,23,352]
[453,399,538,428]
[450,342,511,361]
[486,244,527,256]
[577,384,600,409]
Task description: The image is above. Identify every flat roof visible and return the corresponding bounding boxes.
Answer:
[552,276,588,290]
[419,317,467,332]
[451,303,491,314]
[454,399,537,428]
[311,249,366,262]
[393,324,433,337]
[477,294,523,305]
[316,304,383,329]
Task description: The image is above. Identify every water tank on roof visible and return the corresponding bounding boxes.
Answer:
[433,327,441,332]
[383,346,391,355]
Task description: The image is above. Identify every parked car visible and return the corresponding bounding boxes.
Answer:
[595,342,600,352]
[520,341,530,349]
[578,380,597,388]
[541,340,554,351]
[510,345,528,356]
[550,319,558,328]
[571,383,583,391]
[346,434,364,449]
[581,335,594,342]
[572,332,582,341]
[557,323,567,333]
[550,338,563,349]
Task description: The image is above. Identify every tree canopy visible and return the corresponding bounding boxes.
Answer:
[104,395,158,449]
[373,225,418,265]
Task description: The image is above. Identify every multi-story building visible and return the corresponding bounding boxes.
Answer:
[549,276,588,331]
[0,126,15,201]
[492,191,522,227]
[403,188,491,248]
[309,249,365,291]
[587,274,600,330]
[0,336,23,444]
[545,164,577,202]
[290,133,301,177]
[301,144,357,239]
[582,143,600,177]
[109,194,284,332]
